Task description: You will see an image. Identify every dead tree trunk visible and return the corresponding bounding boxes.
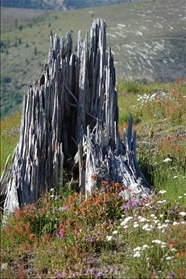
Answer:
[1,19,151,214]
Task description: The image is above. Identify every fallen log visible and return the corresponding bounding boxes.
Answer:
[1,19,151,215]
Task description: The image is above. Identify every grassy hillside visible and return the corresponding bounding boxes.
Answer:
[0,0,185,118]
[1,79,186,182]
[1,79,186,279]
[1,0,135,10]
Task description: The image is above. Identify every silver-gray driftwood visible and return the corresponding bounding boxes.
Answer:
[1,19,151,214]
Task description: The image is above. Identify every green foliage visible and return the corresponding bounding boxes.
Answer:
[1,183,186,278]
[1,75,11,84]
[117,80,143,94]
[34,46,37,55]
[0,113,21,173]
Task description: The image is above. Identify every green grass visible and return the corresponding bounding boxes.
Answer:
[0,112,21,174]
[1,79,186,278]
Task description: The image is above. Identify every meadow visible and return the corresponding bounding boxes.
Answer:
[1,0,185,118]
[1,79,186,278]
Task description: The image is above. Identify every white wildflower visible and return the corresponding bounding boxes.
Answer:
[1,263,8,271]
[163,158,172,162]
[159,190,166,194]
[120,216,133,226]
[142,224,153,231]
[144,203,151,207]
[106,235,112,241]
[170,248,177,252]
[152,240,167,247]
[158,224,169,233]
[166,256,174,261]
[173,221,178,225]
[138,216,149,222]
[150,214,156,218]
[165,219,173,224]
[133,251,141,258]
[133,222,139,228]
[133,247,142,251]
[153,219,160,225]
[158,224,168,229]
[123,225,129,229]
[178,196,183,199]
[112,230,118,235]
[142,244,150,250]
[157,200,166,204]
[179,211,186,217]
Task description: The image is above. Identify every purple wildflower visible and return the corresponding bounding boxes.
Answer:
[85,235,94,242]
[121,204,130,211]
[97,271,103,278]
[54,271,67,279]
[168,272,175,279]
[72,271,81,278]
[58,205,68,211]
[152,205,161,210]
[131,199,139,207]
[85,268,96,275]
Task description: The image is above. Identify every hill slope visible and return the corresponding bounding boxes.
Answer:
[1,0,135,10]
[0,0,185,118]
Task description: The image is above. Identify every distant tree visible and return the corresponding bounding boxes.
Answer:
[2,76,11,83]
[0,41,3,48]
[19,25,23,31]
[34,47,38,55]
[18,38,22,44]
[14,38,17,47]
[25,58,29,64]
[25,43,29,48]
[48,22,51,28]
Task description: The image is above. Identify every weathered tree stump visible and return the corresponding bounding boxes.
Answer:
[1,19,151,214]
